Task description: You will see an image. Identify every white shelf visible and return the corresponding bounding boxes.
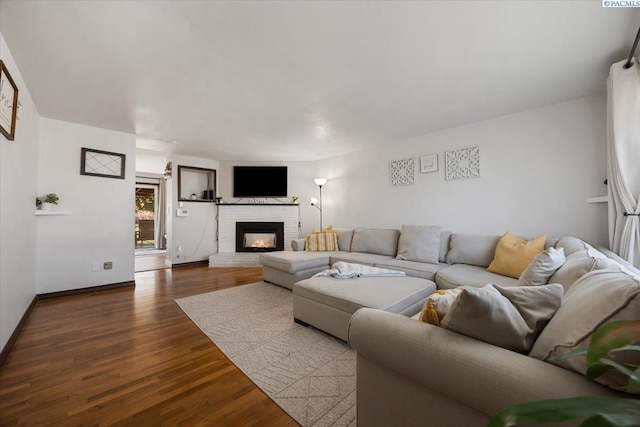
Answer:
[586,196,608,204]
[35,210,72,216]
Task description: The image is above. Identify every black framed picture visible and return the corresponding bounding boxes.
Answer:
[0,60,19,141]
[80,147,126,179]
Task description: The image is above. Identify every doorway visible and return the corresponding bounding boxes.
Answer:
[136,184,157,248]
[135,181,167,272]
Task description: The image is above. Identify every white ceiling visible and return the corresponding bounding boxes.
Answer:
[0,1,638,161]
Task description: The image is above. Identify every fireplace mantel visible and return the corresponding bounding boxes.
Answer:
[216,204,299,254]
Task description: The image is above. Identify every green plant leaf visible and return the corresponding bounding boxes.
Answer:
[550,346,588,361]
[487,397,640,427]
[587,321,640,367]
[629,366,640,394]
[580,413,640,427]
[587,358,637,382]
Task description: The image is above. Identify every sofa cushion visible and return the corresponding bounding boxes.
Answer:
[439,231,452,263]
[374,259,450,281]
[548,248,620,291]
[305,231,338,251]
[435,264,518,289]
[330,252,395,266]
[419,288,463,325]
[445,233,501,267]
[350,228,400,256]
[259,251,336,274]
[555,236,589,257]
[441,283,563,353]
[333,227,355,251]
[518,247,566,286]
[396,225,442,264]
[530,268,640,391]
[487,232,546,279]
[294,276,436,315]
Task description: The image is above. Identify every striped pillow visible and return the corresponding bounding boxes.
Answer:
[305,232,338,251]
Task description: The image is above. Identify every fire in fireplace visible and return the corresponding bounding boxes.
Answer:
[236,222,284,252]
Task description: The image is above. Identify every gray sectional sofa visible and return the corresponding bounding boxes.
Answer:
[260,226,640,426]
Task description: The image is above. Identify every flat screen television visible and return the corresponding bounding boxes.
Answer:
[233,166,288,198]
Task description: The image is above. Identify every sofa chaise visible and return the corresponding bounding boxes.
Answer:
[259,225,640,426]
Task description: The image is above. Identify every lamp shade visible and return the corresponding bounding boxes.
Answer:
[310,197,319,205]
[314,177,327,186]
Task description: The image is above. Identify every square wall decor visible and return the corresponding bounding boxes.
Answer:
[390,158,415,186]
[80,147,126,179]
[420,154,438,173]
[445,146,480,181]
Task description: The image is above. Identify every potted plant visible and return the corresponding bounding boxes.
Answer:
[37,193,60,210]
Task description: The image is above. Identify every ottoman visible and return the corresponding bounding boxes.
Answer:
[293,276,437,341]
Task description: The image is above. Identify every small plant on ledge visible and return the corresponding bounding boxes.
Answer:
[37,193,60,210]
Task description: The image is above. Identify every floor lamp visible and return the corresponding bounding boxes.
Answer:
[311,177,327,230]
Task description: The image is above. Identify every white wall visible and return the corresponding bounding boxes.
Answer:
[36,118,136,293]
[168,155,219,264]
[0,33,40,351]
[317,96,609,246]
[135,150,167,175]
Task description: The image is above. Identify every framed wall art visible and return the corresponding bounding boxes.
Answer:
[420,154,438,173]
[390,158,415,186]
[80,147,126,179]
[445,145,480,181]
[0,60,19,141]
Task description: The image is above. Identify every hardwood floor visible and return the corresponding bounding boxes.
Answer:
[0,266,299,426]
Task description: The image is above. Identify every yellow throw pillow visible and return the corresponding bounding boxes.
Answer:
[305,232,338,251]
[487,232,546,279]
[419,289,463,326]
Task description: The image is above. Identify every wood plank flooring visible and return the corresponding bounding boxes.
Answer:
[0,266,299,426]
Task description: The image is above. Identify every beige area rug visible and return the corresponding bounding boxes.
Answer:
[175,282,356,426]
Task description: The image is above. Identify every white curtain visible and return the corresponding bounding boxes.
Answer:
[155,178,167,249]
[607,57,640,267]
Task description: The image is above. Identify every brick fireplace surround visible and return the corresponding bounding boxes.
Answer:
[209,203,299,267]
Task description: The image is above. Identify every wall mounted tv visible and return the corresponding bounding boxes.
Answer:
[233,166,288,198]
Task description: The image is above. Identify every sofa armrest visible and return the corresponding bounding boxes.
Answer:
[291,239,306,251]
[348,308,616,417]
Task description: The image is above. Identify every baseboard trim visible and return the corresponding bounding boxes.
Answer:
[38,280,136,300]
[171,260,208,269]
[0,295,38,367]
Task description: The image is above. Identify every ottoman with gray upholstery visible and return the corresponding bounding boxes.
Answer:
[293,276,437,341]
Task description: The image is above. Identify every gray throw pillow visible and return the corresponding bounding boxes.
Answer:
[350,228,400,256]
[396,225,442,264]
[445,233,502,267]
[518,247,566,286]
[440,283,564,353]
[548,249,620,291]
[529,268,640,391]
[333,228,354,251]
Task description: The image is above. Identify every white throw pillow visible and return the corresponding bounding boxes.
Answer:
[518,247,566,286]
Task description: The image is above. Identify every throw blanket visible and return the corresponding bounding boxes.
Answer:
[313,261,406,279]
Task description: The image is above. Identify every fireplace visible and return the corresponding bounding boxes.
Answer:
[236,222,285,252]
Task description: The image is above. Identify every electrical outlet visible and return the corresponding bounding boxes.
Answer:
[176,246,182,258]
[103,261,113,270]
